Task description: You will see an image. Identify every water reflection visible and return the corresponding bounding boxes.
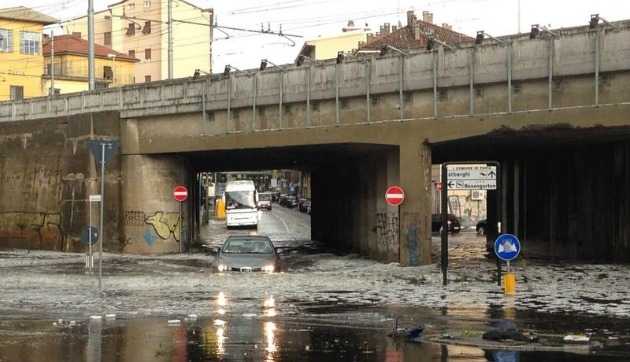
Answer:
[0,315,627,362]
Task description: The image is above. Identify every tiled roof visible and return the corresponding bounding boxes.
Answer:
[360,20,473,50]
[0,6,58,25]
[43,35,138,62]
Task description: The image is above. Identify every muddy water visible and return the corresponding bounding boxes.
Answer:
[0,314,626,362]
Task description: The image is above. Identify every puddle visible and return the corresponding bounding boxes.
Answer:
[0,313,628,362]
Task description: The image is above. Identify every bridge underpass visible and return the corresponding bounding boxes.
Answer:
[2,21,630,265]
[121,143,428,264]
[432,125,630,262]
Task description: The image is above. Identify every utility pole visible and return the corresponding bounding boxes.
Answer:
[50,29,54,97]
[167,0,173,79]
[88,0,95,90]
[206,9,213,73]
[517,0,521,34]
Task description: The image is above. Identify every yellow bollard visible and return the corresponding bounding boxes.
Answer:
[503,272,517,295]
[215,199,226,220]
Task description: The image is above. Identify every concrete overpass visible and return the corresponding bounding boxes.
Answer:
[1,21,630,264]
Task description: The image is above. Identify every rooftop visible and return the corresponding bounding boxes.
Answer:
[0,6,58,25]
[43,35,138,62]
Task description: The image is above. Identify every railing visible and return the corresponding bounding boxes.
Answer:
[2,22,630,124]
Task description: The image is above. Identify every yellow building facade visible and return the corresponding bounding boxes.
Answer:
[63,0,212,83]
[0,7,57,101]
[43,35,138,95]
[303,31,369,60]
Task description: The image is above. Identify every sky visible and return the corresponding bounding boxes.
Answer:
[4,0,630,71]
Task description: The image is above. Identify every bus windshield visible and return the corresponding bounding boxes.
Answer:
[226,191,256,210]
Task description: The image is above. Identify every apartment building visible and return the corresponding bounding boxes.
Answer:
[0,6,57,101]
[62,0,212,83]
[42,34,138,94]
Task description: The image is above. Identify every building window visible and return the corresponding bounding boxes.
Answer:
[20,31,40,55]
[128,2,135,9]
[144,48,151,60]
[0,28,13,52]
[128,49,135,58]
[144,75,151,83]
[144,1,151,8]
[10,86,23,101]
[104,32,111,46]
[142,21,151,34]
[126,23,136,36]
[104,66,113,80]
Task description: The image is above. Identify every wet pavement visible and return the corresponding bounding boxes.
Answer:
[1,206,630,361]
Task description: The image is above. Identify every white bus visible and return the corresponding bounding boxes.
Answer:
[224,180,259,228]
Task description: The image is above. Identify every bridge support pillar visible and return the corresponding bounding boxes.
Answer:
[121,154,190,254]
[398,141,432,266]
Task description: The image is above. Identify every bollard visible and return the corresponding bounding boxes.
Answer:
[215,198,226,220]
[503,272,516,295]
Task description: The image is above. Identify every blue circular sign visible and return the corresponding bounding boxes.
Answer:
[81,226,99,246]
[494,234,521,261]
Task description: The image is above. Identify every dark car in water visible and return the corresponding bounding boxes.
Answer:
[431,214,461,233]
[213,235,281,273]
[476,219,487,236]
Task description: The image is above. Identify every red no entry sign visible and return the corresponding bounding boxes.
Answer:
[385,185,405,206]
[173,185,188,202]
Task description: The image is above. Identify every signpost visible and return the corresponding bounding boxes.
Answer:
[441,162,500,286]
[385,185,405,206]
[173,185,188,253]
[87,140,119,292]
[494,234,521,295]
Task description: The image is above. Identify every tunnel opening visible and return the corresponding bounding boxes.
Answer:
[432,125,630,263]
[157,143,402,260]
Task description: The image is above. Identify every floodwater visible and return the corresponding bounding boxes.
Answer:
[1,310,627,362]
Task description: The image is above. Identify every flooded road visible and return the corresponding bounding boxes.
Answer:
[1,207,630,361]
[1,312,628,362]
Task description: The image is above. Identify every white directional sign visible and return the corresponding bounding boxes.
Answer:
[447,165,497,190]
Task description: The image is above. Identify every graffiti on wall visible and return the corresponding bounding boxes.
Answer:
[123,210,183,247]
[376,212,399,259]
[0,212,65,249]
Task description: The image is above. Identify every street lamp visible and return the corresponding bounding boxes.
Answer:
[260,58,285,71]
[223,64,241,77]
[475,31,505,45]
[107,53,116,85]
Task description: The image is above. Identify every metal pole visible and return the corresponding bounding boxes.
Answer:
[507,42,512,113]
[98,143,105,291]
[517,0,521,33]
[50,29,55,97]
[306,66,311,126]
[469,47,475,115]
[179,201,183,253]
[440,164,448,286]
[207,9,213,73]
[548,38,554,109]
[252,73,257,129]
[595,29,600,105]
[335,64,340,123]
[279,71,284,128]
[399,54,404,120]
[496,162,502,287]
[167,0,173,79]
[88,199,92,272]
[227,74,231,129]
[88,0,95,90]
[432,50,438,118]
[366,58,371,123]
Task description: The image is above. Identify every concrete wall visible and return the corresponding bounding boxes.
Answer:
[121,154,191,254]
[0,112,121,251]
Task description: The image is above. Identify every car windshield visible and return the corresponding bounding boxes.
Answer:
[222,238,273,254]
[259,193,272,201]
[226,191,256,209]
